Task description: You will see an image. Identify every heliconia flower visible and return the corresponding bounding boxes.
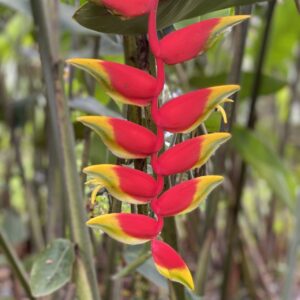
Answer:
[78,116,157,159]
[66,58,157,106]
[151,239,194,290]
[151,176,223,217]
[84,164,157,204]
[87,213,161,244]
[159,16,250,65]
[155,85,239,133]
[153,133,231,175]
[92,0,152,18]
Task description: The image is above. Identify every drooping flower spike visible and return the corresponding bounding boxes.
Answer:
[153,133,231,176]
[153,85,240,133]
[69,0,249,289]
[87,213,162,244]
[157,16,250,65]
[151,176,224,217]
[93,0,152,18]
[78,116,158,159]
[151,239,194,290]
[84,164,157,205]
[67,59,157,106]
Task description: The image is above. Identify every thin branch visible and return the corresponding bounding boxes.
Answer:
[0,229,35,300]
[221,2,277,299]
[29,1,100,299]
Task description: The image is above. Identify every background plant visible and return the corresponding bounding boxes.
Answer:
[0,0,299,299]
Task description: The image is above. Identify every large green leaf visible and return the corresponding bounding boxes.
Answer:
[74,0,269,35]
[190,72,286,100]
[232,127,297,208]
[30,239,75,297]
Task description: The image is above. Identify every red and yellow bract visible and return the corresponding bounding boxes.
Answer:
[159,16,250,65]
[155,85,240,133]
[151,239,194,290]
[151,176,223,217]
[78,116,158,159]
[84,164,157,204]
[154,133,231,175]
[67,58,157,106]
[95,0,152,18]
[87,213,161,244]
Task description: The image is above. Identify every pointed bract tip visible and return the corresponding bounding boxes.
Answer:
[83,164,113,175]
[206,132,231,142]
[209,84,240,98]
[205,175,224,184]
[66,58,103,66]
[215,15,250,32]
[77,115,108,124]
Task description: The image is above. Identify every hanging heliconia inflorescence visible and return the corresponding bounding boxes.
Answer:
[68,0,249,290]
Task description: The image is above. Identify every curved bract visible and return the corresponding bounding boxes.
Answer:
[67,58,157,106]
[154,133,231,175]
[156,85,240,133]
[159,15,250,65]
[87,213,160,244]
[84,164,157,204]
[151,239,194,290]
[94,0,152,18]
[152,176,223,217]
[78,116,157,159]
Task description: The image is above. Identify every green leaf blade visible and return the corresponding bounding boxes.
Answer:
[30,239,75,297]
[232,126,297,208]
[74,0,269,35]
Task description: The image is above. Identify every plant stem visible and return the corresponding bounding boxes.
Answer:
[221,2,277,299]
[0,229,35,300]
[282,190,300,300]
[112,251,151,280]
[196,6,252,295]
[29,1,100,299]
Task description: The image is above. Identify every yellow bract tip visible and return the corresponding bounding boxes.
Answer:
[213,15,250,34]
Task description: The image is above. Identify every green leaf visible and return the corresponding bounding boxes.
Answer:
[232,126,297,208]
[190,72,286,100]
[30,239,75,297]
[74,0,269,35]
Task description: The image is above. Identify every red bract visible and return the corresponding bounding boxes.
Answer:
[155,85,240,133]
[151,239,194,290]
[153,133,231,176]
[96,0,152,18]
[78,116,158,159]
[87,213,161,244]
[151,176,223,217]
[84,164,157,204]
[67,58,157,106]
[159,16,250,65]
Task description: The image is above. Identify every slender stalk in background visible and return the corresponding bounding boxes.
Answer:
[0,229,35,300]
[282,190,300,300]
[266,44,300,259]
[195,6,252,295]
[29,1,100,299]
[221,2,277,299]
